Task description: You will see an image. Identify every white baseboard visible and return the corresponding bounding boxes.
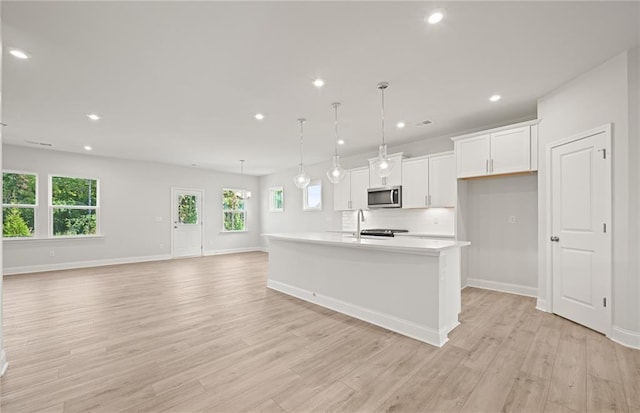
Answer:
[466,278,538,298]
[3,254,172,275]
[267,279,451,347]
[203,247,267,256]
[0,349,8,377]
[610,325,640,350]
[536,298,550,312]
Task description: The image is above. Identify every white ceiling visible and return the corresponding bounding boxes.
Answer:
[2,1,638,175]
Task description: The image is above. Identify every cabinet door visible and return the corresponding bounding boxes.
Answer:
[455,134,490,178]
[333,172,352,211]
[369,154,403,188]
[428,154,455,207]
[350,168,370,210]
[490,126,531,174]
[402,158,429,208]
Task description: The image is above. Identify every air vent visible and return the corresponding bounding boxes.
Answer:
[415,120,433,126]
[25,140,53,147]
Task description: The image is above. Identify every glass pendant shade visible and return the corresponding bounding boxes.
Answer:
[236,160,252,199]
[327,155,347,183]
[372,143,394,178]
[294,164,311,189]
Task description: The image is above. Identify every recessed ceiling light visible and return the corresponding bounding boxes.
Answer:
[84,145,92,151]
[87,113,101,121]
[9,49,29,59]
[426,10,445,25]
[255,113,265,120]
[337,139,345,145]
[396,122,406,129]
[489,94,502,102]
[313,78,325,88]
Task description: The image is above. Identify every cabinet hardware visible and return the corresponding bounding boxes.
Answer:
[491,158,494,172]
[603,223,607,233]
[425,195,428,206]
[598,148,607,159]
[550,236,559,242]
[603,297,607,307]
[485,160,489,173]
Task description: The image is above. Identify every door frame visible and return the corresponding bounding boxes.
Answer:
[544,123,612,334]
[170,187,205,258]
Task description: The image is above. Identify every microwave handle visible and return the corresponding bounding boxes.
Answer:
[390,190,395,204]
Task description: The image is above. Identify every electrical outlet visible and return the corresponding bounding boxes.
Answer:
[49,250,55,257]
[509,216,516,224]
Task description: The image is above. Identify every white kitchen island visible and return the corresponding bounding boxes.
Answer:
[264,232,470,347]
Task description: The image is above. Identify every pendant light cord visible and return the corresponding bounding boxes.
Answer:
[380,85,386,146]
[298,118,305,167]
[333,103,340,157]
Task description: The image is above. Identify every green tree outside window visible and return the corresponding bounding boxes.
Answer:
[222,189,246,231]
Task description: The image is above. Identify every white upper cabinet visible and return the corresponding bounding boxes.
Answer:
[402,158,429,208]
[369,153,405,188]
[333,167,369,211]
[428,153,455,207]
[490,126,531,174]
[452,120,539,179]
[350,168,369,210]
[402,152,455,209]
[455,134,491,178]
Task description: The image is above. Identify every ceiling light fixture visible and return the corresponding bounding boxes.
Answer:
[397,121,406,129]
[293,118,311,189]
[84,146,92,151]
[489,94,502,102]
[337,139,345,145]
[371,82,394,179]
[426,10,445,24]
[87,113,101,121]
[9,49,29,59]
[236,160,252,199]
[313,78,325,88]
[326,102,347,184]
[255,113,265,120]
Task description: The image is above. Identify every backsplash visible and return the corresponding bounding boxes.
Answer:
[342,208,455,236]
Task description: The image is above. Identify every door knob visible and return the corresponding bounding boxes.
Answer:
[550,236,559,242]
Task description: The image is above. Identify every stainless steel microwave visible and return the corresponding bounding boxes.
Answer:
[367,186,402,209]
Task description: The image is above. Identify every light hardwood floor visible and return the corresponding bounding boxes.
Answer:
[1,252,638,412]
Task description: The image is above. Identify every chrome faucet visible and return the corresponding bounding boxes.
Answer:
[356,209,365,240]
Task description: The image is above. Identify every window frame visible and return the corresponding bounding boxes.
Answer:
[221,188,247,233]
[303,179,322,211]
[2,170,38,239]
[48,174,101,237]
[269,186,284,212]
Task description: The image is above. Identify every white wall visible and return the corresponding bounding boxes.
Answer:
[3,145,262,274]
[465,174,538,296]
[537,50,639,344]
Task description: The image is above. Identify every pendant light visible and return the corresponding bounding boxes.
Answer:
[326,102,347,184]
[235,160,252,199]
[293,118,311,189]
[371,81,394,178]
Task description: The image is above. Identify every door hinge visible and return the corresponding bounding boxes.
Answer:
[603,297,607,307]
[598,148,607,159]
[603,223,607,233]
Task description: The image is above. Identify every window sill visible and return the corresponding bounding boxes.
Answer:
[3,234,105,242]
[219,230,249,234]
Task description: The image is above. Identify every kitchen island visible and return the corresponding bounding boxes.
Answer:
[264,232,470,347]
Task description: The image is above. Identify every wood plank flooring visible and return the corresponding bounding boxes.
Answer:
[0,252,638,412]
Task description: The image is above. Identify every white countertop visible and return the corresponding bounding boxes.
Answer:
[264,232,470,255]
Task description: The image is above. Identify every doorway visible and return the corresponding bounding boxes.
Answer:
[547,124,611,334]
[171,188,204,258]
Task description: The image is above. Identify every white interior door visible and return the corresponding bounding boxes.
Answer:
[550,126,611,334]
[171,188,203,258]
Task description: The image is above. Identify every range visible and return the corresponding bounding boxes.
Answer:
[360,229,409,237]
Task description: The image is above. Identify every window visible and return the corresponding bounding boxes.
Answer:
[303,180,322,211]
[178,194,198,224]
[50,175,99,236]
[269,186,284,212]
[222,189,246,232]
[2,171,37,238]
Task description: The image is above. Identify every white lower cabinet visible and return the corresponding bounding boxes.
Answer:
[402,152,455,208]
[333,167,369,211]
